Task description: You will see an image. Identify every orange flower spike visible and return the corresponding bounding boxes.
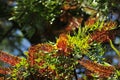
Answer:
[78,59,115,78]
[0,51,21,66]
[56,34,73,57]
[0,67,11,75]
[56,34,68,52]
[89,28,117,43]
[28,46,37,66]
[85,17,96,26]
[102,21,117,31]
[38,44,54,53]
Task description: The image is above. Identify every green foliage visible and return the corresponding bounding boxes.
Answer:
[2,20,119,79]
[87,20,104,31]
[115,70,120,79]
[10,58,30,80]
[87,42,105,62]
[67,26,105,62]
[81,0,120,15]
[12,0,63,24]
[8,42,78,79]
[9,0,120,40]
[68,27,90,53]
[10,0,66,38]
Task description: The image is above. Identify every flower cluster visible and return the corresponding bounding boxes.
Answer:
[27,34,76,79]
[56,34,73,56]
[0,20,118,79]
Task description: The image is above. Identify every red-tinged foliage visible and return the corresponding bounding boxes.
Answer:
[78,58,115,78]
[0,51,21,66]
[53,12,83,35]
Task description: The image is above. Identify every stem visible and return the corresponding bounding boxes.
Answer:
[109,39,120,57]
